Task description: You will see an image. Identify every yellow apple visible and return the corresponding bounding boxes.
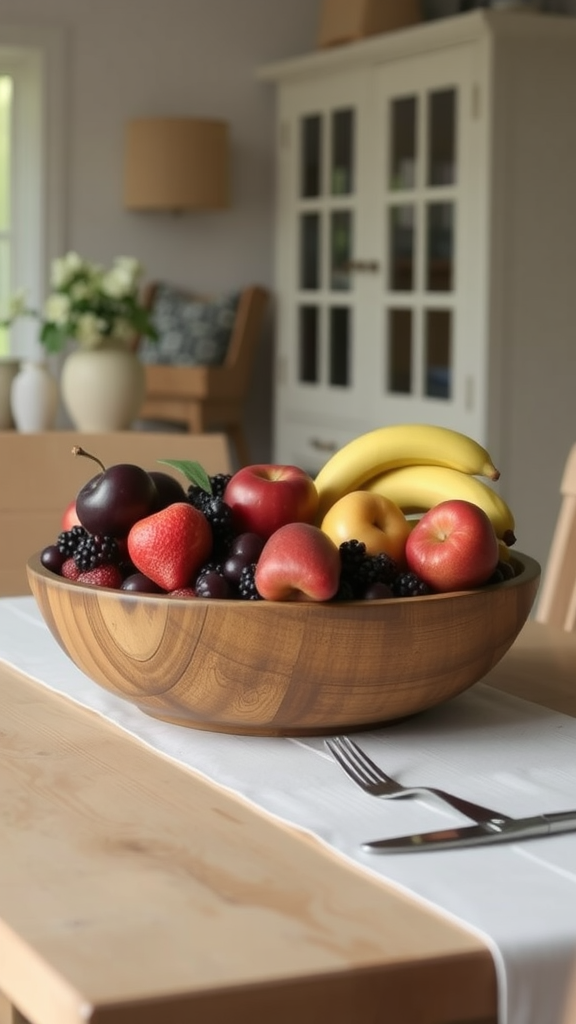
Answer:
[320,490,411,563]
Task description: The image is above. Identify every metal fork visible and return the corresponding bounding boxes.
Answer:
[325,735,510,825]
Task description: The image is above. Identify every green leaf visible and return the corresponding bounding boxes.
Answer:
[158,459,212,493]
[40,322,66,353]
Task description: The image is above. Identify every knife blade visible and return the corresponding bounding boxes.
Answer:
[362,809,576,853]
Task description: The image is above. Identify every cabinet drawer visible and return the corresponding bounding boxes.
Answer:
[275,419,365,477]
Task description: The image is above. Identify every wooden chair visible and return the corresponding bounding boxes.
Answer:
[0,430,232,597]
[136,284,269,468]
[535,442,576,631]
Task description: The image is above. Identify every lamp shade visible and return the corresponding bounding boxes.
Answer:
[124,118,230,211]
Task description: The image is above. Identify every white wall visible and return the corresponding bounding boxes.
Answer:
[0,0,320,462]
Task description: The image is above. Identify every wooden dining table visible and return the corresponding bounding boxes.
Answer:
[0,617,574,1024]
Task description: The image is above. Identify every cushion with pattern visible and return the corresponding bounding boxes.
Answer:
[139,284,240,366]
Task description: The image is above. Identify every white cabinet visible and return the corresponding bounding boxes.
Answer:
[258,11,576,570]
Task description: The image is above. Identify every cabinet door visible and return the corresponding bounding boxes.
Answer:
[371,46,486,439]
[274,70,373,468]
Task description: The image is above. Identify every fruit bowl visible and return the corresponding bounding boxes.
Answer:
[27,551,540,736]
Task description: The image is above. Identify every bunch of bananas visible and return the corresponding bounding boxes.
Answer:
[313,423,516,546]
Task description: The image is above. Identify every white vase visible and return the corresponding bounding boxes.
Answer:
[0,357,20,429]
[10,360,59,433]
[60,345,146,432]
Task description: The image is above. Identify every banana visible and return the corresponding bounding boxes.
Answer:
[365,464,516,545]
[313,424,500,522]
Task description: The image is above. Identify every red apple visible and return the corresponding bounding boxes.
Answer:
[223,464,319,540]
[254,522,341,602]
[405,499,499,593]
[320,490,411,565]
[61,498,82,531]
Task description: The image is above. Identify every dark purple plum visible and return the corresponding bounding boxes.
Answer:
[149,471,187,511]
[195,569,234,599]
[73,447,158,537]
[121,572,165,594]
[41,544,66,574]
[223,532,265,585]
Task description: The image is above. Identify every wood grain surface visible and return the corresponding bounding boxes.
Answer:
[0,661,497,1024]
[26,552,540,735]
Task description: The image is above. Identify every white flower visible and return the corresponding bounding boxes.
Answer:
[75,313,107,348]
[69,280,92,303]
[115,256,142,285]
[3,250,155,353]
[51,251,84,289]
[44,293,71,325]
[101,264,136,300]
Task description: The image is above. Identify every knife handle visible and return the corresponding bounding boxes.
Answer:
[545,810,576,834]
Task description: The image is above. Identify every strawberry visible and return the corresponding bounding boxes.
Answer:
[168,587,197,598]
[127,502,212,591]
[61,557,81,580]
[77,565,123,589]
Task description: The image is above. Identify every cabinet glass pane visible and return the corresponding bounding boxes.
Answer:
[331,109,354,195]
[300,213,320,290]
[299,305,319,383]
[390,96,416,190]
[425,309,451,399]
[388,309,412,394]
[426,203,453,292]
[301,115,322,198]
[389,205,414,292]
[330,210,353,291]
[427,89,456,187]
[0,77,11,231]
[329,307,350,386]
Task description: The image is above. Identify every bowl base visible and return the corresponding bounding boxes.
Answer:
[138,706,408,737]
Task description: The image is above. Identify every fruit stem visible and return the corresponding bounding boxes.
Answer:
[71,446,106,474]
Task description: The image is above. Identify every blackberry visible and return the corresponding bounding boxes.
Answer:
[332,578,356,602]
[73,534,120,571]
[187,484,212,511]
[339,539,368,576]
[205,497,235,557]
[209,473,232,499]
[238,563,263,600]
[338,539,398,598]
[57,524,88,557]
[392,571,432,598]
[370,551,398,586]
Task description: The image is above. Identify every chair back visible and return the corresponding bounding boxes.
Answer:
[535,442,576,631]
[136,284,269,467]
[0,430,232,596]
[221,286,269,390]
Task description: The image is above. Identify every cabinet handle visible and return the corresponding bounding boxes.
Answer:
[337,259,380,273]
[309,437,339,453]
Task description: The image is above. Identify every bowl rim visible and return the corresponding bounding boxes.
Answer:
[26,549,541,610]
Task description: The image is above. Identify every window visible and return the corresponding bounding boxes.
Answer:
[0,76,12,355]
[0,26,65,359]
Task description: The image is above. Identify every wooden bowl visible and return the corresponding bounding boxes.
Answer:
[27,551,540,736]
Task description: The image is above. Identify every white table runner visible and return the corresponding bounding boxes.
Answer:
[2,596,576,1024]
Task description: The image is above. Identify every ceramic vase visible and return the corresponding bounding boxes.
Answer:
[10,360,59,433]
[0,357,20,429]
[60,345,146,432]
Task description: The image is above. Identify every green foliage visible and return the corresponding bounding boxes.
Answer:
[158,459,212,494]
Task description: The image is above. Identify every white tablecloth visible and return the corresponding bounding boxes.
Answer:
[1,596,576,1024]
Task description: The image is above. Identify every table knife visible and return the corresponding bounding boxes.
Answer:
[362,809,576,853]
